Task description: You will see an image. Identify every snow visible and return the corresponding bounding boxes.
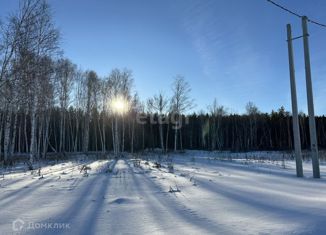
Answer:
[1,151,326,234]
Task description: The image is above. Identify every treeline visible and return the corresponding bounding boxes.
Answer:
[183,109,326,151]
[1,0,326,164]
[1,105,326,158]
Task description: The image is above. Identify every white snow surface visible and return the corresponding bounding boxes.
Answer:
[1,151,326,235]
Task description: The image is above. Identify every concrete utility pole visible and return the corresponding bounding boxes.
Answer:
[286,24,303,177]
[302,16,320,178]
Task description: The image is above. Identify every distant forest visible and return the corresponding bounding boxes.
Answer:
[3,105,326,156]
[1,0,326,164]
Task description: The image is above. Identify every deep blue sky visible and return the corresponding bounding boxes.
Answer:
[1,0,326,114]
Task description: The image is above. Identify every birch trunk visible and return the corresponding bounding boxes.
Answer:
[131,119,135,154]
[179,127,183,151]
[159,122,164,152]
[30,95,38,163]
[111,118,115,154]
[122,117,125,152]
[37,115,43,159]
[24,109,29,153]
[100,113,105,153]
[73,113,79,152]
[42,112,50,158]
[83,114,90,153]
[174,127,178,151]
[59,110,65,152]
[3,108,12,162]
[165,122,169,153]
[114,116,119,155]
[0,112,3,156]
[10,112,18,156]
[142,124,145,152]
[18,114,22,153]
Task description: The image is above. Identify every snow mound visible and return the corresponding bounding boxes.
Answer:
[109,197,133,205]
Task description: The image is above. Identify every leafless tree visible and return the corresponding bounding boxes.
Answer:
[170,75,194,151]
[130,93,142,154]
[107,68,133,155]
[209,98,227,150]
[147,92,168,152]
[71,68,85,152]
[0,0,59,163]
[55,58,76,153]
[82,70,98,153]
[246,101,260,150]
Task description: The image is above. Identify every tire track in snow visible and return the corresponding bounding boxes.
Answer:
[0,160,110,212]
[23,160,117,235]
[128,160,232,235]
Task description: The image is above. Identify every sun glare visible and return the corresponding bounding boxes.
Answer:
[110,96,129,115]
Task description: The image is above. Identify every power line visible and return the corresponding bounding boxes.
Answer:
[308,19,326,28]
[267,0,326,28]
[267,0,301,18]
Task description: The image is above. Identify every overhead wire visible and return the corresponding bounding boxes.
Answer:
[267,0,326,28]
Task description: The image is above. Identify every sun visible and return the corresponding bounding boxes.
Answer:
[110,96,129,115]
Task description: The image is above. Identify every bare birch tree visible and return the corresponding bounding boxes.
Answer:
[147,92,168,152]
[170,75,194,151]
[55,58,76,153]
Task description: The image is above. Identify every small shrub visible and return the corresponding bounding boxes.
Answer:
[190,177,197,186]
[169,185,180,193]
[133,160,141,167]
[80,165,91,176]
[153,162,161,168]
[26,161,34,171]
[168,163,174,173]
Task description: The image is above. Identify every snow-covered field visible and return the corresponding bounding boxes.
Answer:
[1,151,326,235]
